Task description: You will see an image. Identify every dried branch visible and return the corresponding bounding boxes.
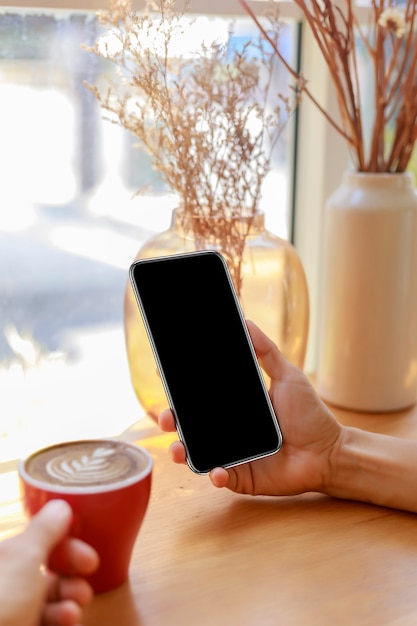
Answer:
[84,0,301,291]
[239,0,417,173]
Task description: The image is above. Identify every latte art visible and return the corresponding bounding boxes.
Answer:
[46,447,132,485]
[24,440,150,489]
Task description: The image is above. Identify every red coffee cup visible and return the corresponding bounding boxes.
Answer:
[18,438,153,594]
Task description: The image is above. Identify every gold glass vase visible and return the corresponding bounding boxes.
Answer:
[124,210,309,418]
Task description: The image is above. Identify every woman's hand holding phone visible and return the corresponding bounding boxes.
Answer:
[159,320,343,497]
[159,317,417,515]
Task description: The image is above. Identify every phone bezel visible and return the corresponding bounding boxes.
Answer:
[129,250,282,474]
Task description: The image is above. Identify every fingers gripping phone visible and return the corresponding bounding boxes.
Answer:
[129,250,282,474]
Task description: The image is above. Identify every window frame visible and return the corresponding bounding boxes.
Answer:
[2,0,301,16]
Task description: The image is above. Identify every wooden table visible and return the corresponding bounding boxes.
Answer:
[2,406,417,625]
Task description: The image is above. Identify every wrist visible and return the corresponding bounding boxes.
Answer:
[323,426,367,502]
[322,425,417,513]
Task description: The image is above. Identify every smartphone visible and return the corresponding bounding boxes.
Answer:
[129,250,282,474]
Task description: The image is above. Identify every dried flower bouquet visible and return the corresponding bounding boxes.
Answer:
[239,0,417,173]
[85,0,300,291]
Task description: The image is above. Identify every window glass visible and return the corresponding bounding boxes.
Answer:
[0,9,297,463]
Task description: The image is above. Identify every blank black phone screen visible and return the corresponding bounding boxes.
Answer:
[130,250,282,474]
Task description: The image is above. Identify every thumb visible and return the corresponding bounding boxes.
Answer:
[24,500,73,561]
[246,320,289,380]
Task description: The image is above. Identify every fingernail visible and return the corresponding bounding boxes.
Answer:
[43,499,72,520]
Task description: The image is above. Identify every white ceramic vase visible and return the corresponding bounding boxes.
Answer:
[317,171,417,412]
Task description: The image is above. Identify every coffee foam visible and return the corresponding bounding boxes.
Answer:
[22,439,152,492]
